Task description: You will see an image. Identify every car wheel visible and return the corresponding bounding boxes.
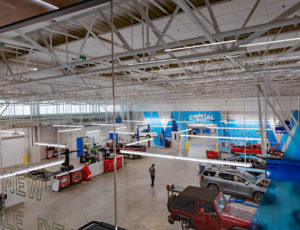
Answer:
[129,154,133,159]
[208,184,219,191]
[253,192,264,203]
[178,215,195,230]
[146,134,151,138]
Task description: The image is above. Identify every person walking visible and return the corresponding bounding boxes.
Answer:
[149,164,155,186]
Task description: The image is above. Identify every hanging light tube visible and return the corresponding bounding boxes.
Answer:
[91,123,125,127]
[244,55,300,64]
[150,67,189,73]
[239,37,300,47]
[120,150,252,167]
[0,130,25,135]
[122,120,150,124]
[58,128,82,133]
[116,126,127,130]
[0,160,64,179]
[110,131,135,135]
[177,129,192,133]
[126,138,154,146]
[207,127,272,131]
[145,118,174,122]
[164,40,237,52]
[86,130,101,134]
[53,125,84,128]
[128,58,177,66]
[34,0,59,9]
[180,134,260,141]
[35,142,66,148]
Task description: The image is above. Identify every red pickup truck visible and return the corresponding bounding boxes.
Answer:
[167,185,254,230]
[231,144,262,155]
[108,142,146,159]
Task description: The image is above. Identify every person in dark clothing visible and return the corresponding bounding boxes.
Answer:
[149,164,155,186]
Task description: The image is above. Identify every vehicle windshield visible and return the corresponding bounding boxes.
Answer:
[215,194,227,213]
[242,171,257,184]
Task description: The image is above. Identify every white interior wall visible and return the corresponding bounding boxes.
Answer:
[39,125,58,143]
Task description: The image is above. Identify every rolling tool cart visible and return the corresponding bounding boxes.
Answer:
[104,155,123,172]
[53,172,70,192]
[69,168,83,185]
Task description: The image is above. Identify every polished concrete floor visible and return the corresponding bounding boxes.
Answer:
[2,142,257,230]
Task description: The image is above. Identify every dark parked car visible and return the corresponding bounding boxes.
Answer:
[200,166,269,203]
[226,155,266,169]
[167,185,254,230]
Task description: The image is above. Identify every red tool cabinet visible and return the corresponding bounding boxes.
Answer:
[55,172,70,190]
[104,156,123,172]
[70,169,83,185]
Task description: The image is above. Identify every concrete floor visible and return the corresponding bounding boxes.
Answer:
[2,141,257,230]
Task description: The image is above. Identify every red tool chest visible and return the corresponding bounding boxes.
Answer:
[104,156,123,172]
[55,172,70,190]
[69,169,83,185]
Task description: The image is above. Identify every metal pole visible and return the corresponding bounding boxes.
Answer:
[111,1,118,229]
[257,85,266,157]
[0,136,5,230]
[264,76,269,148]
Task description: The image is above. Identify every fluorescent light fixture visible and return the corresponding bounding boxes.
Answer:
[53,125,84,128]
[126,138,154,146]
[239,37,300,48]
[86,130,101,134]
[221,120,269,124]
[32,68,38,71]
[110,131,135,135]
[35,0,58,9]
[207,127,272,131]
[145,118,174,122]
[177,129,192,133]
[116,126,127,130]
[58,128,82,133]
[180,134,260,141]
[91,123,125,127]
[150,67,189,73]
[128,58,177,66]
[244,55,300,64]
[35,142,66,148]
[0,160,64,179]
[0,130,25,135]
[120,150,251,168]
[165,40,237,52]
[151,126,173,128]
[122,120,150,123]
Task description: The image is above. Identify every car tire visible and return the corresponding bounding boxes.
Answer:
[208,184,219,191]
[179,216,196,230]
[253,192,264,204]
[129,154,133,159]
[167,195,177,212]
[146,134,151,138]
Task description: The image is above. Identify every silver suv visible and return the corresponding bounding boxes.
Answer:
[199,165,269,203]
